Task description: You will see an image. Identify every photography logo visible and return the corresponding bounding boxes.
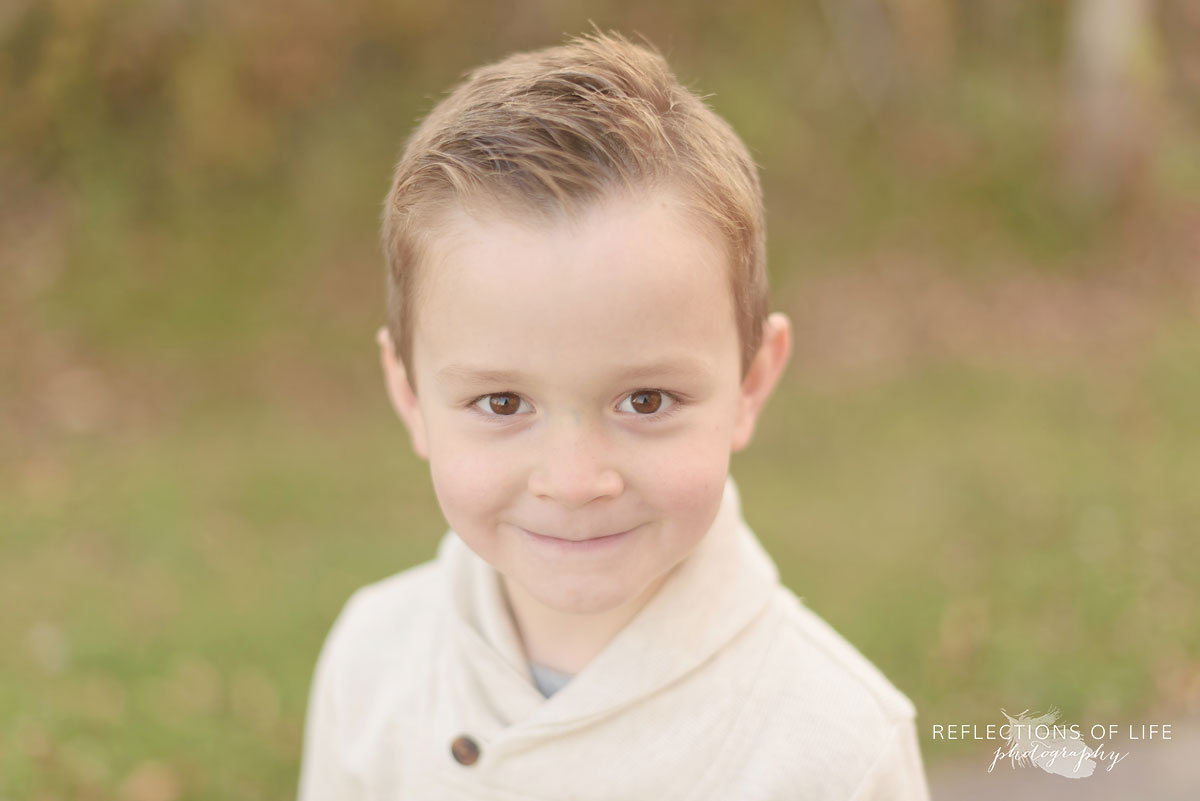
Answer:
[994,707,1100,778]
[933,707,1175,777]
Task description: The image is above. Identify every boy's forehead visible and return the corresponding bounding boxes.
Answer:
[420,191,730,308]
[435,353,713,387]
[413,193,741,385]
[423,187,721,261]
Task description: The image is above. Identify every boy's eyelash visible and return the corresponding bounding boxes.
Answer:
[466,390,686,424]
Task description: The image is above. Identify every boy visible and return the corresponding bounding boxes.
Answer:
[299,30,930,800]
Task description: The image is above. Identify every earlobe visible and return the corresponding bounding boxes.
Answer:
[731,313,792,453]
[376,326,430,460]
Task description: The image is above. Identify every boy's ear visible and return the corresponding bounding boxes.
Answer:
[731,312,792,453]
[376,326,430,460]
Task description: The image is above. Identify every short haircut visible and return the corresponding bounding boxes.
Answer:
[381,29,768,391]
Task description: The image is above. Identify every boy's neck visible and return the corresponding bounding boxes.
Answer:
[500,571,672,676]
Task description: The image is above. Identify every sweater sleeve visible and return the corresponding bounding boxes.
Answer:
[848,718,931,801]
[297,604,365,801]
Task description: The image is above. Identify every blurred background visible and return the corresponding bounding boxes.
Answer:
[2,0,1198,798]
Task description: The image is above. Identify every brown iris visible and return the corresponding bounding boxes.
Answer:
[630,390,662,414]
[488,393,520,415]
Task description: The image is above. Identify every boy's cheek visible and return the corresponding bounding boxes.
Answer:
[656,449,731,510]
[427,445,515,507]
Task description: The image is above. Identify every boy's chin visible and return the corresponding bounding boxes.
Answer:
[508,572,656,618]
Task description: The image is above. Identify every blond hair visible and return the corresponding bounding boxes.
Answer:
[381,29,768,390]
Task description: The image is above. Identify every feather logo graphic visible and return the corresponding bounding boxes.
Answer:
[996,707,1098,778]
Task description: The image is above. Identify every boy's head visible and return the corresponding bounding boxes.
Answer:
[377,30,790,619]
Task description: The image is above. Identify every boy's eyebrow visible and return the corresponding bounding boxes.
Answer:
[436,357,709,385]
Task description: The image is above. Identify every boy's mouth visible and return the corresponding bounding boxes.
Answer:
[520,527,634,542]
[516,525,639,551]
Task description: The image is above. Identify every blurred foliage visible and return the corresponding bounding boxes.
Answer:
[2,0,1199,798]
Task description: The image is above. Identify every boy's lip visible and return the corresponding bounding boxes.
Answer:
[518,525,638,543]
[516,525,639,555]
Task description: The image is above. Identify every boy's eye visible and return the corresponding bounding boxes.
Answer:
[620,390,668,415]
[476,392,528,417]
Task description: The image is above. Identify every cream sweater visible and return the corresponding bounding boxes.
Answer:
[298,476,931,800]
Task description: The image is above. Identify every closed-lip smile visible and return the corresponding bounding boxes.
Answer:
[517,525,639,552]
[524,528,631,542]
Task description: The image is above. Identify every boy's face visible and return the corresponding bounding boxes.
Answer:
[380,188,790,616]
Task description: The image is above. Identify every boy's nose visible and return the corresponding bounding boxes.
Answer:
[527,416,622,508]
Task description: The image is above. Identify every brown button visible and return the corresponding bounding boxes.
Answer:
[450,735,480,766]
